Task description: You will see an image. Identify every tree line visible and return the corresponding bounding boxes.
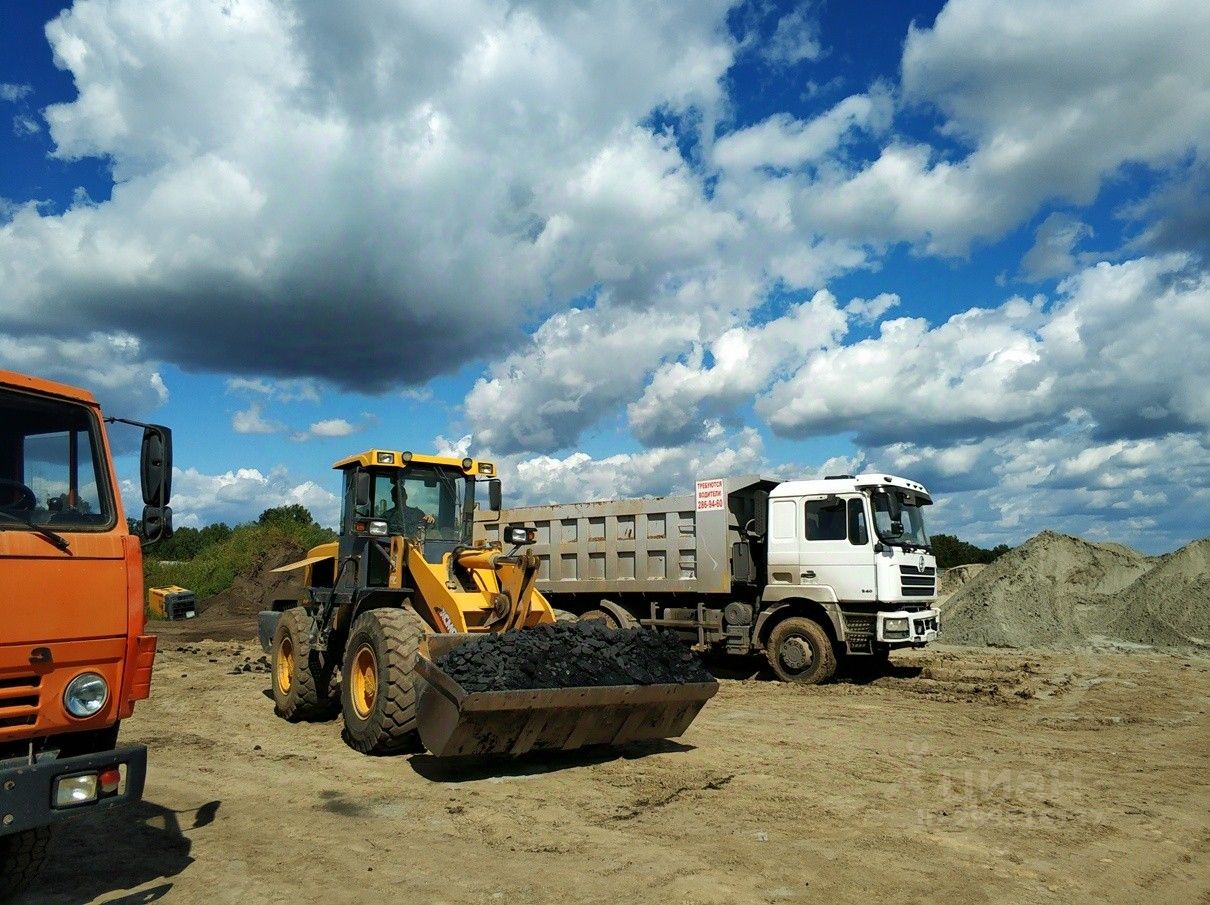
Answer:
[135,504,326,561]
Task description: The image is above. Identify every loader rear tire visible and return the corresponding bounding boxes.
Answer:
[340,607,425,755]
[766,617,837,685]
[0,827,51,899]
[272,607,337,721]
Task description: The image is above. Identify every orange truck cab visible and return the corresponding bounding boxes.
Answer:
[0,370,172,897]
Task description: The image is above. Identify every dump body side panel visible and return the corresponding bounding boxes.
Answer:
[474,476,775,599]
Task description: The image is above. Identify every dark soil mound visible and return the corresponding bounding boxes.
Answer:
[198,541,306,621]
[436,621,715,692]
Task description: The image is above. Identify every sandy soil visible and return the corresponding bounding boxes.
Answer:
[16,642,1209,905]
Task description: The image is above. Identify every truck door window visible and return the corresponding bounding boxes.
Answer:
[804,499,847,541]
[847,498,868,545]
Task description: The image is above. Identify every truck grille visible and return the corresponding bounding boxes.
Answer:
[0,675,41,737]
[899,564,936,597]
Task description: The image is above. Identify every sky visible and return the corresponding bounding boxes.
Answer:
[1,0,1207,554]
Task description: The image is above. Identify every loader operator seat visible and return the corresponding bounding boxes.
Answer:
[384,484,434,538]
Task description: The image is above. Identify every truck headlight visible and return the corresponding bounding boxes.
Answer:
[882,617,910,639]
[64,672,109,718]
[54,774,98,807]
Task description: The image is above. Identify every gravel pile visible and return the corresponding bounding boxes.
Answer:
[436,620,714,692]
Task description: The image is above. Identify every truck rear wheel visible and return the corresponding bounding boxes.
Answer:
[272,607,337,721]
[766,617,837,684]
[579,607,638,630]
[0,827,51,899]
[552,608,578,623]
[340,607,425,755]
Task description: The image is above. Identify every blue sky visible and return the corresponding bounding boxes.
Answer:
[1,0,1207,553]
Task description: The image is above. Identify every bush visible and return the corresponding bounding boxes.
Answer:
[145,518,334,599]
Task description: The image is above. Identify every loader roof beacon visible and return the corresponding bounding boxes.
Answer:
[0,369,172,898]
[258,449,718,758]
[475,472,941,684]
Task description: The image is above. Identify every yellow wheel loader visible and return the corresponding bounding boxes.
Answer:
[257,450,717,757]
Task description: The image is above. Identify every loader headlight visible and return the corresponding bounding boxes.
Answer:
[367,519,389,536]
[64,672,109,718]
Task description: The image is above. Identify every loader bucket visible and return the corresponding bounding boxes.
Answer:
[414,634,718,757]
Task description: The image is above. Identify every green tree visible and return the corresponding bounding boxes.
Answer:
[199,522,233,547]
[931,533,1010,569]
[258,504,316,527]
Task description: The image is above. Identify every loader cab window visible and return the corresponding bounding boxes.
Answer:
[371,467,467,543]
[0,390,114,532]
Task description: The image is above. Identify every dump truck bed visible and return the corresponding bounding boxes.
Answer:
[473,476,777,597]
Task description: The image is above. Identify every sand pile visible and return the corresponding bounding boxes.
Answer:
[937,564,986,599]
[942,531,1156,648]
[1103,539,1210,647]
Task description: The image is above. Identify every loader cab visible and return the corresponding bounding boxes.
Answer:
[334,450,498,578]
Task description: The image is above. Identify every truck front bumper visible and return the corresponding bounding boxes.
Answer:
[876,609,940,645]
[0,744,147,836]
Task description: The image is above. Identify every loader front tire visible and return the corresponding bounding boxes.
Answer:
[0,827,51,899]
[272,607,337,721]
[766,617,837,685]
[552,608,578,623]
[340,607,425,755]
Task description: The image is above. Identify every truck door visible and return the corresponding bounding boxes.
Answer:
[798,494,876,602]
[765,496,801,587]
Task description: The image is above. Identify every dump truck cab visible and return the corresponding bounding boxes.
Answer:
[0,369,172,897]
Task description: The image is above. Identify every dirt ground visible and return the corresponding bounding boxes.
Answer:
[17,640,1209,905]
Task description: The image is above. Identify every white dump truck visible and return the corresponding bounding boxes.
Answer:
[475,473,939,684]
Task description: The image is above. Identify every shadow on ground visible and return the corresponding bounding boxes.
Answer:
[408,738,694,783]
[14,799,220,905]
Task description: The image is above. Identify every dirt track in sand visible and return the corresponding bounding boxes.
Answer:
[15,641,1209,905]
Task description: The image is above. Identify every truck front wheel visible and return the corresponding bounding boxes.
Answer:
[766,617,837,684]
[340,607,425,755]
[0,827,51,899]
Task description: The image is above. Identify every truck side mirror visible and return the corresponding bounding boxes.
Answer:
[354,472,371,515]
[140,425,173,507]
[488,479,502,512]
[142,505,173,542]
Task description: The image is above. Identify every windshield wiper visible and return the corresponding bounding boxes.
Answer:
[0,511,71,551]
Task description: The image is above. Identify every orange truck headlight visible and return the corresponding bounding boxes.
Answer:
[63,672,109,718]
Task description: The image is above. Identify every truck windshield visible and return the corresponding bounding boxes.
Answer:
[871,490,930,549]
[0,389,114,532]
[371,466,469,543]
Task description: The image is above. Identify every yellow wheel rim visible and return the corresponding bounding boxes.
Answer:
[276,636,294,695]
[351,644,378,719]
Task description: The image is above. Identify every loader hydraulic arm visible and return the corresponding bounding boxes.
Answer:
[455,547,544,631]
